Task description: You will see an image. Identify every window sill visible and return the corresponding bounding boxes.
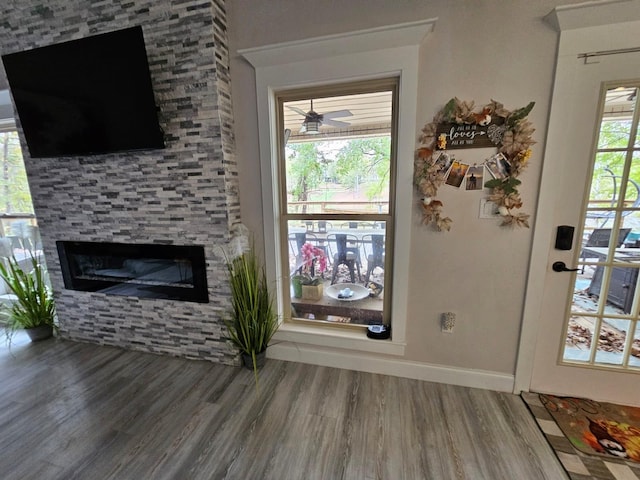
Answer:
[272,321,406,356]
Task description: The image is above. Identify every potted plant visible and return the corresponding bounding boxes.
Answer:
[0,252,56,345]
[291,242,327,301]
[223,245,278,386]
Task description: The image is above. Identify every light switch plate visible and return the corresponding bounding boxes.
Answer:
[479,198,500,219]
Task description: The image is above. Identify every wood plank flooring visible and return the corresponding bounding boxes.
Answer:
[0,333,567,479]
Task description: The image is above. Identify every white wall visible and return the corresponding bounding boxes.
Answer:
[227,0,588,376]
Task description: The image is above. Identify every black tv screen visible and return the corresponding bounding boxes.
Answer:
[1,26,165,158]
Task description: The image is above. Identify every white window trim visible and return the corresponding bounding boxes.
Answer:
[239,19,436,357]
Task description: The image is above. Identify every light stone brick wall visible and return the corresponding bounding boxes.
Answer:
[0,0,241,364]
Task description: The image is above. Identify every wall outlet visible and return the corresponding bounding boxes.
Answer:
[441,312,455,333]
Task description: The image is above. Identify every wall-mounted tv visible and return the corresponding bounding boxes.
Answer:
[1,26,165,158]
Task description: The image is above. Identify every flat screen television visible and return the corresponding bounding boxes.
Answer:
[1,26,165,158]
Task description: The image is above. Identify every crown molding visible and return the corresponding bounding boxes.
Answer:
[545,0,640,31]
[239,18,437,68]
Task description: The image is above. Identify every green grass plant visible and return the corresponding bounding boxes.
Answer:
[223,246,278,387]
[0,252,56,345]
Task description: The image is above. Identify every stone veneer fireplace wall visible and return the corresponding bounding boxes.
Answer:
[0,0,241,363]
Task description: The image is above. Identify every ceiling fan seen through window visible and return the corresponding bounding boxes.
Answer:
[287,99,353,134]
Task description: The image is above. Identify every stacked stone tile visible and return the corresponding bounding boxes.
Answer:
[0,0,241,364]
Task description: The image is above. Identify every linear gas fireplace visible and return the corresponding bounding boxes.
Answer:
[56,241,209,303]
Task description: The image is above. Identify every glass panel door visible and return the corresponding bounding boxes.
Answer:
[566,84,640,370]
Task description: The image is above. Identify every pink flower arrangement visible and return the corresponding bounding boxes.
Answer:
[298,242,327,285]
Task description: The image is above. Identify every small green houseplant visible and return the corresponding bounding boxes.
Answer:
[0,252,56,345]
[223,246,278,386]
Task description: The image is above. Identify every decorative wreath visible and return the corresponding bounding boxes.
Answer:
[414,98,536,231]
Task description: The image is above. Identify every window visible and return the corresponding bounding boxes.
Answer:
[0,129,41,255]
[277,80,396,328]
[0,130,32,215]
[240,19,434,354]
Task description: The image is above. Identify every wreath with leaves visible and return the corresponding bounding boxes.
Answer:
[414,98,536,231]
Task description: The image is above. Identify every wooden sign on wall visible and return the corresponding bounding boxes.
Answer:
[435,121,505,150]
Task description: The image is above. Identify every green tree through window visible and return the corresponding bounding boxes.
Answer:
[286,142,324,213]
[0,131,33,215]
[334,137,390,201]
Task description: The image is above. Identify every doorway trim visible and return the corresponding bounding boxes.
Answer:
[514,0,640,394]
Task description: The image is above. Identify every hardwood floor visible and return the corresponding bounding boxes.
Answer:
[0,333,567,479]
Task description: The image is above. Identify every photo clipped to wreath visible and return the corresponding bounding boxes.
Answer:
[465,165,484,191]
[414,98,535,231]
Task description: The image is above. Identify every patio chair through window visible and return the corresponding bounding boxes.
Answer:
[579,228,631,273]
[362,234,385,283]
[289,232,311,274]
[586,167,640,228]
[327,233,361,284]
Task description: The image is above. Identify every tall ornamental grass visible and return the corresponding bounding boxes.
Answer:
[224,248,278,386]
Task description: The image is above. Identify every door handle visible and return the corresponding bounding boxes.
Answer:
[552,261,579,272]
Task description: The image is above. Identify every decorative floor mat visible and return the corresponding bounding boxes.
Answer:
[522,392,640,480]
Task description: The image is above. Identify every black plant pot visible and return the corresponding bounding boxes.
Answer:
[25,325,53,342]
[241,350,267,370]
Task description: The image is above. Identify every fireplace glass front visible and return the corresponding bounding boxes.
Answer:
[56,241,209,303]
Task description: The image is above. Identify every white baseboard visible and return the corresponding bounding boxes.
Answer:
[267,342,515,392]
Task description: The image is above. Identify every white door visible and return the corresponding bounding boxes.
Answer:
[525,46,640,406]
